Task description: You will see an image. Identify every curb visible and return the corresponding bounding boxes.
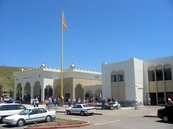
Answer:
[143,115,158,118]
[24,122,90,129]
[56,111,103,115]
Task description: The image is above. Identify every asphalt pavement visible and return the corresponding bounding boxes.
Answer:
[23,104,161,117]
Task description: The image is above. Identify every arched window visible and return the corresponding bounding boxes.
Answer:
[148,66,155,82]
[164,64,172,80]
[118,70,124,82]
[156,65,163,81]
[111,71,117,82]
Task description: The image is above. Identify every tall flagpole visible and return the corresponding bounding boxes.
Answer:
[60,10,64,106]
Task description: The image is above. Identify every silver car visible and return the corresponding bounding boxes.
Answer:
[4,107,56,127]
[66,104,96,116]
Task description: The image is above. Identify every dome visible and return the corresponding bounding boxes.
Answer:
[40,63,46,68]
[20,68,24,72]
[70,63,75,69]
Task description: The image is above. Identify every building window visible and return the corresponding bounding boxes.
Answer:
[111,75,117,82]
[148,70,155,81]
[156,69,163,81]
[118,74,124,81]
[164,68,172,80]
[65,93,70,98]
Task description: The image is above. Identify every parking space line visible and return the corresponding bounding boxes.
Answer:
[94,120,120,125]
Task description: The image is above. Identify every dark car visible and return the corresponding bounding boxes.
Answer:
[157,106,173,122]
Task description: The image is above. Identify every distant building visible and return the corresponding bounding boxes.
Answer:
[13,63,102,103]
[102,56,173,105]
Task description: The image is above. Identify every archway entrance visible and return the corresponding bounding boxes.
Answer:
[75,84,83,99]
[34,81,41,101]
[16,83,22,101]
[45,85,53,100]
[24,82,31,102]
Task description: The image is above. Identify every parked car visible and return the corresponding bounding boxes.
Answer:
[66,104,96,116]
[0,103,26,123]
[157,106,173,122]
[105,102,121,110]
[94,102,121,110]
[4,107,56,127]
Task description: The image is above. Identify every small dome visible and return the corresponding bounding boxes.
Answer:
[20,68,24,71]
[70,63,75,69]
[40,63,46,68]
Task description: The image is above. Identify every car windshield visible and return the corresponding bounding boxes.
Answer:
[19,109,31,115]
[82,104,91,108]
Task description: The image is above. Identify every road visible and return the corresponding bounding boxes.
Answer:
[0,105,172,129]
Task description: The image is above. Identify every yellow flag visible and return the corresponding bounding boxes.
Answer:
[62,11,68,29]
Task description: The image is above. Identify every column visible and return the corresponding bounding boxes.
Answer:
[31,86,34,98]
[41,87,44,102]
[22,86,25,101]
[13,85,16,100]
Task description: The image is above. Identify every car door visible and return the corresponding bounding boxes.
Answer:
[76,105,83,114]
[70,105,77,114]
[37,108,48,121]
[7,105,19,115]
[28,109,40,123]
[167,106,173,120]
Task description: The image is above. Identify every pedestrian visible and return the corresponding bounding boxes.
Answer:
[35,96,39,107]
[68,98,71,107]
[101,98,105,110]
[147,97,151,107]
[33,99,36,107]
[73,98,76,106]
[45,98,48,108]
[57,97,60,106]
[78,98,81,104]
[134,96,138,110]
[54,97,57,107]
[48,96,52,109]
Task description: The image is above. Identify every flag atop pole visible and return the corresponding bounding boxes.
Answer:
[62,11,68,30]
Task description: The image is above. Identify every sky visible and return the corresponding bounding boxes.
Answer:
[0,0,173,71]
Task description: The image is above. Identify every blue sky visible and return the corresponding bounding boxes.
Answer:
[1,0,173,71]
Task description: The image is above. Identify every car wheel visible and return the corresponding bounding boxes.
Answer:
[1,117,5,123]
[17,119,25,127]
[80,111,85,116]
[46,115,52,122]
[163,116,169,122]
[67,110,71,115]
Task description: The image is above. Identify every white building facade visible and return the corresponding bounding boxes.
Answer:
[13,64,102,103]
[102,56,173,105]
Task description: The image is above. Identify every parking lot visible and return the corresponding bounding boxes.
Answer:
[0,104,172,129]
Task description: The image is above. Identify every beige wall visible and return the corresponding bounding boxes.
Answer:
[52,78,102,101]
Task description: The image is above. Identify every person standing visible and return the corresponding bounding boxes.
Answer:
[147,97,151,107]
[35,96,39,107]
[54,97,57,107]
[134,96,138,110]
[68,98,71,107]
[48,96,52,109]
[101,98,105,110]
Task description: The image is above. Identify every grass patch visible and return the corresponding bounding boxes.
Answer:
[28,118,88,127]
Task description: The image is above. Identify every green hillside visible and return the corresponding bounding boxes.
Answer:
[0,66,20,91]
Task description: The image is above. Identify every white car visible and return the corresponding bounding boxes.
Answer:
[0,103,26,123]
[66,104,96,116]
[4,107,56,127]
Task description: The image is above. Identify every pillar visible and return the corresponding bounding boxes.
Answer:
[13,85,16,100]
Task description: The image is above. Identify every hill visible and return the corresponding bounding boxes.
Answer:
[0,66,20,91]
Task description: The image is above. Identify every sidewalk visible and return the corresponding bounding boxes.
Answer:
[23,104,161,117]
